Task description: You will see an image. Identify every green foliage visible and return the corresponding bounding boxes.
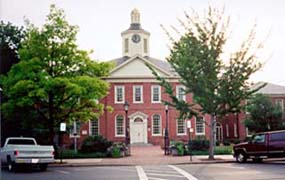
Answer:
[244,93,284,132]
[55,149,107,159]
[111,146,121,158]
[147,6,264,159]
[222,140,231,146]
[189,139,210,151]
[0,5,113,144]
[0,21,25,75]
[80,135,112,153]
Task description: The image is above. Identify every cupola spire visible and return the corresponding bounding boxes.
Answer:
[131,8,140,24]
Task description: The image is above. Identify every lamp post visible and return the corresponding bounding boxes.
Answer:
[123,101,130,155]
[0,88,2,147]
[164,104,169,155]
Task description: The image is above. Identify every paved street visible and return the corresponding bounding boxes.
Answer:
[2,161,285,180]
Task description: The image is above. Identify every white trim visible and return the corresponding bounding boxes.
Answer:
[115,115,125,137]
[226,124,229,137]
[89,119,99,136]
[216,122,223,141]
[177,119,187,136]
[133,85,143,103]
[195,117,205,135]
[151,85,161,103]
[152,114,162,136]
[176,85,186,101]
[234,123,238,137]
[114,85,125,104]
[110,55,172,77]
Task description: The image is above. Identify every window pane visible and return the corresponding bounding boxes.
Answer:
[152,86,160,102]
[91,119,99,136]
[116,86,124,102]
[116,115,124,136]
[152,114,161,135]
[196,117,205,134]
[177,119,186,134]
[134,86,142,102]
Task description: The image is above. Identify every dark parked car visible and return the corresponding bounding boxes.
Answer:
[233,130,285,163]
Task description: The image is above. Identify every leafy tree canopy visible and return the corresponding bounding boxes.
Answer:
[148,6,265,159]
[1,5,113,144]
[245,93,284,133]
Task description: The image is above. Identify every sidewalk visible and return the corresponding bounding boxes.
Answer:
[52,146,235,167]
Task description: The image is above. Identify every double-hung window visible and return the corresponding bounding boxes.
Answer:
[152,114,161,136]
[89,119,99,136]
[176,85,186,101]
[276,99,284,112]
[133,85,143,103]
[151,85,161,103]
[115,86,124,103]
[177,119,186,135]
[195,117,205,135]
[115,115,125,137]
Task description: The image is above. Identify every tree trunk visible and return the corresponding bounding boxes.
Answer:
[208,114,216,160]
[48,92,55,145]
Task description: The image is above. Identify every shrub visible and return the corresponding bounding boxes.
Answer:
[223,140,231,146]
[175,141,185,156]
[111,146,121,158]
[55,149,107,159]
[189,139,209,151]
[108,142,127,158]
[233,139,241,144]
[80,135,112,153]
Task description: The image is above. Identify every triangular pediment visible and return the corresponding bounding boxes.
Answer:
[109,55,171,78]
[129,111,148,119]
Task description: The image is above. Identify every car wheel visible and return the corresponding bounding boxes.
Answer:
[236,151,247,163]
[7,159,16,172]
[39,164,48,171]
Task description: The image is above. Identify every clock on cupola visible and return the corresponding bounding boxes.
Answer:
[121,8,150,57]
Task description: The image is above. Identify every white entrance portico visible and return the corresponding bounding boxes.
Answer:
[129,112,148,144]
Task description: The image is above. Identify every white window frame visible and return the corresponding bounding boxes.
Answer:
[177,119,187,136]
[226,124,229,137]
[276,99,284,112]
[151,85,161,103]
[89,119,99,136]
[69,121,81,137]
[115,115,125,137]
[234,123,238,137]
[176,85,186,101]
[133,85,143,103]
[195,117,205,135]
[115,86,125,104]
[124,38,129,53]
[152,114,162,136]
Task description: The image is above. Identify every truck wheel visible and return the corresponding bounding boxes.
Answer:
[236,151,247,163]
[39,164,48,171]
[7,159,16,172]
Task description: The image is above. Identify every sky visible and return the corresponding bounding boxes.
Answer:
[1,0,285,85]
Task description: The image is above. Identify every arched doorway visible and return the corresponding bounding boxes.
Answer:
[216,122,223,142]
[129,112,148,144]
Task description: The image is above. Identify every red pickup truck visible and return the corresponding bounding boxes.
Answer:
[233,130,285,163]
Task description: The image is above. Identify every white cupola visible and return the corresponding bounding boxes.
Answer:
[121,9,150,57]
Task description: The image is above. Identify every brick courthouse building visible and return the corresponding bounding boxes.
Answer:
[63,9,285,147]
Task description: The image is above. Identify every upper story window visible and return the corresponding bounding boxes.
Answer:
[151,85,161,103]
[124,38,129,53]
[115,115,125,137]
[133,85,143,103]
[89,119,99,136]
[177,119,186,135]
[144,39,148,53]
[176,85,186,101]
[69,120,81,137]
[152,114,161,136]
[275,99,284,112]
[195,117,205,135]
[115,86,125,104]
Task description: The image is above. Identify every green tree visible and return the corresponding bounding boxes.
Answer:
[245,93,284,132]
[148,7,264,159]
[1,5,113,144]
[0,21,25,75]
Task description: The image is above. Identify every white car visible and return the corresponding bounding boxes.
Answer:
[1,137,54,171]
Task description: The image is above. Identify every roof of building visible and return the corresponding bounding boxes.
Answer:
[252,82,285,95]
[109,56,177,76]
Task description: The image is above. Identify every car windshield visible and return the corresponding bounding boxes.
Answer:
[7,139,35,145]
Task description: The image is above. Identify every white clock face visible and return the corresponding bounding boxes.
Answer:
[132,34,141,43]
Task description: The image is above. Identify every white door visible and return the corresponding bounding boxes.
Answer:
[130,118,146,144]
